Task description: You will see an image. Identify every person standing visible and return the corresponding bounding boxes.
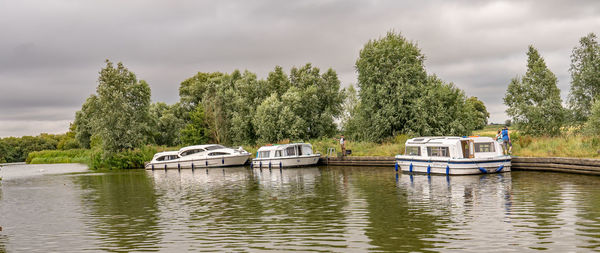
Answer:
[339,135,346,157]
[501,127,511,155]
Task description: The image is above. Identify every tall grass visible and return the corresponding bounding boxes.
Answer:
[27,149,93,165]
[512,135,600,158]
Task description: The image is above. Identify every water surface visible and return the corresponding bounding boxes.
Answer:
[0,164,598,252]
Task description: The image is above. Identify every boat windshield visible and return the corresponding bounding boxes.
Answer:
[181,149,204,156]
[205,145,225,151]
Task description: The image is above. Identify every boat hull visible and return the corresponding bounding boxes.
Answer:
[395,156,511,175]
[252,155,320,168]
[145,154,251,170]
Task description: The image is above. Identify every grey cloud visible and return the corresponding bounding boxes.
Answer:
[0,0,598,137]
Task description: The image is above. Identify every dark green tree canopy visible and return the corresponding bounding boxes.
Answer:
[504,46,564,136]
[73,60,152,156]
[347,31,482,141]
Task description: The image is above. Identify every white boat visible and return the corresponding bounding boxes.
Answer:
[145,144,251,170]
[395,136,511,175]
[251,143,321,168]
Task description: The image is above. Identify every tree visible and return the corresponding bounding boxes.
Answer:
[466,96,490,130]
[406,76,476,136]
[57,123,81,150]
[93,60,152,155]
[150,102,185,146]
[568,33,600,124]
[504,46,565,136]
[349,31,481,141]
[585,99,600,135]
[353,31,428,141]
[73,95,99,148]
[254,94,285,143]
[180,104,211,145]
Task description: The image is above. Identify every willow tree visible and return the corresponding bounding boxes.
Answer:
[568,33,600,124]
[352,32,428,141]
[504,46,565,136]
[76,60,152,155]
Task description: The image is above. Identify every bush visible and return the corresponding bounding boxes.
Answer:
[89,146,158,169]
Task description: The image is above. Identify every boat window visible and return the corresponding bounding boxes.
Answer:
[405,146,421,156]
[208,152,229,156]
[474,143,495,153]
[285,146,296,156]
[427,147,449,157]
[258,151,271,158]
[169,155,178,160]
[156,156,166,161]
[205,145,225,151]
[180,149,204,156]
[275,150,283,157]
[297,145,303,156]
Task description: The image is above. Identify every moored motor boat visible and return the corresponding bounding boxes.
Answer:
[146,144,251,170]
[395,136,511,175]
[252,143,320,168]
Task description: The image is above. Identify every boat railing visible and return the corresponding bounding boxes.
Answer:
[327,148,336,158]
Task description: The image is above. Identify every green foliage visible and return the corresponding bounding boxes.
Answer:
[178,64,345,145]
[351,31,427,141]
[150,102,185,146]
[72,60,153,158]
[57,123,81,150]
[407,76,477,136]
[568,33,600,124]
[27,149,92,165]
[0,133,62,163]
[73,95,98,148]
[466,96,489,130]
[348,32,483,141]
[95,60,152,155]
[180,104,211,145]
[254,94,285,143]
[585,99,600,135]
[504,46,565,136]
[89,146,157,169]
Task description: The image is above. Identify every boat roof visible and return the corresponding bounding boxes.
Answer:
[179,144,226,153]
[405,136,495,145]
[257,143,313,151]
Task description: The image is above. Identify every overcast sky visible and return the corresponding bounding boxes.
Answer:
[1,0,599,137]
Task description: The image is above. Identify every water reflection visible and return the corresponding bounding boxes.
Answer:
[147,167,349,251]
[2,164,600,252]
[73,170,163,252]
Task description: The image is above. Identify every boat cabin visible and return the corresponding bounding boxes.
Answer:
[403,136,502,159]
[152,151,180,162]
[256,143,315,159]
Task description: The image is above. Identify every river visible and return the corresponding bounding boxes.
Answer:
[0,164,598,252]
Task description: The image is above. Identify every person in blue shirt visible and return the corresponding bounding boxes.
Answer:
[501,127,511,155]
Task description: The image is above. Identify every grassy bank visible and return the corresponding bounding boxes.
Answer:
[27,149,93,165]
[26,132,600,168]
[26,146,178,169]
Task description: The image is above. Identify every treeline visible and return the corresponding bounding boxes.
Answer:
[23,31,489,167]
[0,133,76,163]
[504,33,600,136]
